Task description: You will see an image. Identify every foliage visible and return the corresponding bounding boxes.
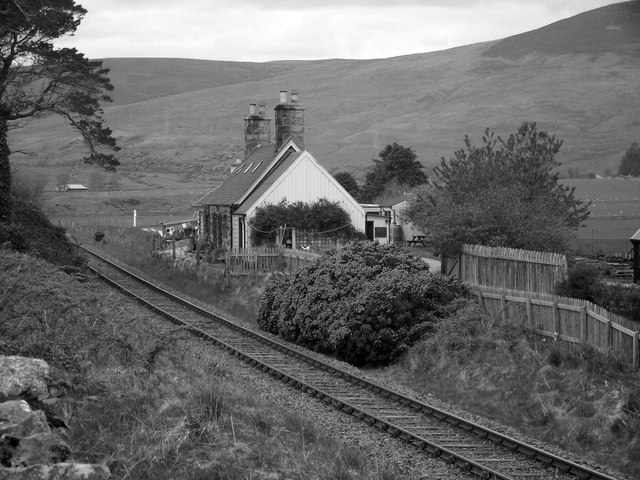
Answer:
[555,265,605,302]
[0,250,395,480]
[394,304,640,477]
[360,143,427,203]
[1,0,120,222]
[11,169,47,207]
[1,197,86,267]
[257,241,469,366]
[403,122,590,256]
[598,285,640,323]
[249,198,359,246]
[555,264,640,322]
[617,142,640,177]
[333,171,361,201]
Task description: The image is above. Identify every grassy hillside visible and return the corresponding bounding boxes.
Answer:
[8,1,640,217]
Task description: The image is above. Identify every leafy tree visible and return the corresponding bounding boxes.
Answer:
[360,143,427,202]
[617,142,640,177]
[333,171,361,201]
[249,198,358,246]
[403,122,590,255]
[1,0,120,223]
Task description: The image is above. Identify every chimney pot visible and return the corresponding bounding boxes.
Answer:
[279,90,288,103]
[291,90,299,103]
[258,103,266,115]
[249,103,257,115]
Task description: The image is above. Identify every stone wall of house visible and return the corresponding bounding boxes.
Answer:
[0,356,110,479]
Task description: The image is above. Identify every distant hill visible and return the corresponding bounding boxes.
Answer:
[10,1,640,190]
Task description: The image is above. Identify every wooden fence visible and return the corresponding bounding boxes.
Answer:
[474,285,640,368]
[442,244,568,294]
[226,248,320,275]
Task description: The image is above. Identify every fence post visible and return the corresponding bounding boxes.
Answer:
[607,320,613,352]
[633,331,639,370]
[553,302,560,340]
[477,291,485,307]
[500,294,507,323]
[172,238,176,260]
[580,306,588,344]
[525,296,533,329]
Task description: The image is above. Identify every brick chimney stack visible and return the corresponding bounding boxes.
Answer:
[274,89,304,152]
[244,102,271,158]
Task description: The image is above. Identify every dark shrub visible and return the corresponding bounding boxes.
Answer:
[8,199,86,268]
[598,285,640,323]
[257,241,469,366]
[555,264,604,302]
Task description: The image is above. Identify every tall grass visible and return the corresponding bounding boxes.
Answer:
[383,301,640,478]
[70,224,263,325]
[1,248,401,479]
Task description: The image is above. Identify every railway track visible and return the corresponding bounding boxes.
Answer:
[83,246,621,480]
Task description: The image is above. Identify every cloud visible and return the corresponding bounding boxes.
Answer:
[61,0,624,61]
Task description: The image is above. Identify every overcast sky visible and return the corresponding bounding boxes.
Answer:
[56,0,626,62]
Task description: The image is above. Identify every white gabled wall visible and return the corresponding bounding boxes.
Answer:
[245,151,366,232]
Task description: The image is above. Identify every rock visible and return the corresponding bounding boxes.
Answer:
[0,463,110,479]
[0,358,49,401]
[5,432,70,467]
[0,358,110,479]
[0,401,50,437]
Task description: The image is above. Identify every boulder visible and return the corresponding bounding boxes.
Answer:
[3,432,70,467]
[0,357,110,479]
[0,463,110,480]
[0,358,49,401]
[0,401,49,437]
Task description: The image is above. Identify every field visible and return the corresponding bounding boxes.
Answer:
[564,178,640,255]
[39,176,639,258]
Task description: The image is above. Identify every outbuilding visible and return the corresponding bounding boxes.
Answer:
[60,184,88,191]
[631,227,640,283]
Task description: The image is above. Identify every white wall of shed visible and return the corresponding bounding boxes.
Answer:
[245,152,366,232]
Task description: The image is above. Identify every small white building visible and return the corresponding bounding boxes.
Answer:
[60,184,88,191]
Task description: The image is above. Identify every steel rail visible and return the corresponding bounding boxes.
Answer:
[82,246,621,480]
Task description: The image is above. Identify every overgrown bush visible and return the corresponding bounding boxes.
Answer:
[257,241,469,366]
[598,286,640,323]
[555,264,604,302]
[556,264,640,322]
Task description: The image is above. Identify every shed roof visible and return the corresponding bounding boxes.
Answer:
[234,150,303,215]
[193,144,276,207]
[631,227,640,243]
[160,218,197,227]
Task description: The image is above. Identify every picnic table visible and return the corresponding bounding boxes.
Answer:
[406,235,427,247]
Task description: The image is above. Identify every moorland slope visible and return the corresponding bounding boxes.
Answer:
[9,2,640,197]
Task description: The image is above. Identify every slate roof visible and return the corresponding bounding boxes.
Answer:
[193,144,276,207]
[234,150,303,215]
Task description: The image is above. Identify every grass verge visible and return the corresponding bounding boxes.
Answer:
[0,248,396,479]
